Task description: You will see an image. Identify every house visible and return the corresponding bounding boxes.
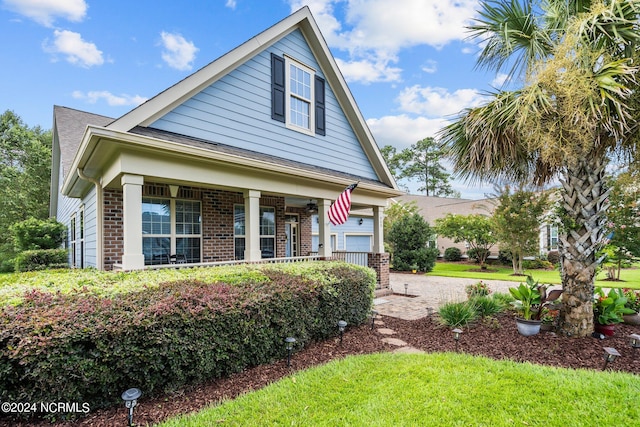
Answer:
[49,7,402,288]
[395,194,558,258]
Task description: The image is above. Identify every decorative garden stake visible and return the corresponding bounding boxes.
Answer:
[285,337,296,367]
[338,320,347,344]
[371,309,378,330]
[121,387,142,427]
[452,328,463,352]
[603,347,621,370]
[629,334,640,355]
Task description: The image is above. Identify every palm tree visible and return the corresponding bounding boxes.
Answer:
[439,0,640,337]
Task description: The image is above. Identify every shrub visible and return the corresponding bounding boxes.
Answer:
[546,250,560,265]
[0,262,375,421]
[491,292,515,309]
[465,280,491,298]
[437,301,477,328]
[497,249,512,265]
[388,213,439,272]
[10,217,66,251]
[469,295,505,318]
[443,247,462,262]
[522,258,553,270]
[14,248,68,272]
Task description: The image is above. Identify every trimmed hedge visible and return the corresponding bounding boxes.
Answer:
[0,262,375,420]
[443,247,462,262]
[13,248,68,272]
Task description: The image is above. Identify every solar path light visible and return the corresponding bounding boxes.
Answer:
[121,387,142,427]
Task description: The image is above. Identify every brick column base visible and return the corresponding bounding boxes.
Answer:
[367,253,390,290]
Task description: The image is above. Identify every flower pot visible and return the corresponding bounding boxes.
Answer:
[594,323,616,337]
[516,318,541,336]
[623,313,640,326]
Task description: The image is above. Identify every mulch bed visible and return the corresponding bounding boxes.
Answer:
[3,314,639,426]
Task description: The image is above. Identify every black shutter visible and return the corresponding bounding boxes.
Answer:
[271,53,286,123]
[315,76,326,135]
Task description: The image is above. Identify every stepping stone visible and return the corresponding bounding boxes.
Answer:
[381,337,408,346]
[393,346,425,354]
[374,320,385,326]
[377,328,396,335]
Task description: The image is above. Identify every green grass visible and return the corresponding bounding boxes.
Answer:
[428,262,640,289]
[159,352,640,426]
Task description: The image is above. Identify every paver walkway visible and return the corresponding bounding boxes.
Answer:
[374,273,516,321]
[371,273,519,353]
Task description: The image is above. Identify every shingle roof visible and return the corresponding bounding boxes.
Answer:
[54,106,113,178]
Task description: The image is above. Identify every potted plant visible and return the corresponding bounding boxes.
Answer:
[509,275,563,336]
[622,288,640,325]
[593,287,636,336]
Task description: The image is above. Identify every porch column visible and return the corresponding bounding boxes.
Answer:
[372,205,385,253]
[317,199,332,258]
[244,189,262,261]
[121,174,145,270]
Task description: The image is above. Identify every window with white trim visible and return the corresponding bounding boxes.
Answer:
[287,58,313,132]
[142,197,201,265]
[234,205,276,259]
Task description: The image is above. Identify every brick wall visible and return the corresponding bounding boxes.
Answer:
[367,252,390,290]
[103,188,123,270]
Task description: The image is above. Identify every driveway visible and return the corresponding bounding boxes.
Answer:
[374,273,518,320]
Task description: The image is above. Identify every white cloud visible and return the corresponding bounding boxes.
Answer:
[288,0,478,83]
[44,30,103,68]
[367,114,448,150]
[225,0,237,9]
[396,85,485,117]
[2,0,87,27]
[335,57,401,85]
[72,90,147,106]
[421,60,438,74]
[491,73,510,88]
[160,31,198,71]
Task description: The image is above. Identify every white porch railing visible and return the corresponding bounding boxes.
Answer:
[309,251,370,267]
[141,255,322,270]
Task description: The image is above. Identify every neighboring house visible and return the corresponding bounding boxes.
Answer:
[395,195,495,256]
[50,7,402,288]
[395,194,558,259]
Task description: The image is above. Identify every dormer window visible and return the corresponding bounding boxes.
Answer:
[271,53,325,136]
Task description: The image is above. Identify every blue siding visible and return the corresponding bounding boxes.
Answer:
[312,215,373,251]
[150,29,378,180]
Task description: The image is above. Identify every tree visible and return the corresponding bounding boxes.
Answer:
[387,213,439,272]
[602,172,640,279]
[438,0,640,337]
[383,200,420,245]
[395,138,460,197]
[435,214,497,269]
[0,110,52,270]
[492,186,549,275]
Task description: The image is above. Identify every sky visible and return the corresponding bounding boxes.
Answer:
[0,0,508,199]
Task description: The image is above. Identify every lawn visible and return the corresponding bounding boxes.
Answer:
[159,352,640,427]
[427,262,640,289]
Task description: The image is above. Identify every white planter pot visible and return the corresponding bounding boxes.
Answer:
[516,318,541,336]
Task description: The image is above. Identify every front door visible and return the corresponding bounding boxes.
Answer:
[285,214,299,257]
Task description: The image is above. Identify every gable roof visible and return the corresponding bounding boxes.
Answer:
[53,105,113,179]
[106,6,397,190]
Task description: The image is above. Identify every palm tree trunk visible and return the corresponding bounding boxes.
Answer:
[558,156,610,337]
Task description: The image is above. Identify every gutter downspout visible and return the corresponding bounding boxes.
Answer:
[77,168,104,270]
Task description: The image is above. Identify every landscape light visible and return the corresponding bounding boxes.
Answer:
[452,328,463,351]
[404,283,409,296]
[121,387,142,427]
[338,320,347,344]
[603,347,621,370]
[285,337,296,367]
[629,334,640,353]
[370,309,378,330]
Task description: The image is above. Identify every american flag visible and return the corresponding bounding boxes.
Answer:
[328,183,358,225]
